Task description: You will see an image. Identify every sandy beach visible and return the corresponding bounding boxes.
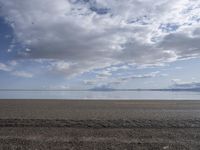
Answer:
[0,100,200,149]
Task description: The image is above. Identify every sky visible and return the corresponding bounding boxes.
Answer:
[0,0,200,90]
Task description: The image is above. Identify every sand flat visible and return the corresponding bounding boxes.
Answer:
[0,100,200,120]
[0,100,200,149]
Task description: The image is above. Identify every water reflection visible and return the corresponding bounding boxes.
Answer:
[0,91,200,100]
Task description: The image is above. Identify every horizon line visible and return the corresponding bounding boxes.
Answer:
[0,88,200,92]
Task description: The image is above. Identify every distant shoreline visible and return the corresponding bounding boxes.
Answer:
[0,88,200,92]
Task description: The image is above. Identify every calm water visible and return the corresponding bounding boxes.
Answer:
[0,91,200,100]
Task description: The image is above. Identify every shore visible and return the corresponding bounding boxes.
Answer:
[0,100,200,149]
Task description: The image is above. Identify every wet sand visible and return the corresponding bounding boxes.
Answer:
[0,100,200,149]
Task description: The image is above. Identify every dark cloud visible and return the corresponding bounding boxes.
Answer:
[159,32,200,59]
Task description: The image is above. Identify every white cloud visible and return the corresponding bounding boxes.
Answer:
[9,60,18,66]
[12,71,33,78]
[0,62,33,78]
[0,63,12,72]
[172,78,182,84]
[84,71,161,88]
[172,79,200,89]
[48,58,117,77]
[106,65,129,72]
[119,71,160,81]
[50,61,71,73]
[96,70,112,78]
[48,85,70,90]
[0,0,200,76]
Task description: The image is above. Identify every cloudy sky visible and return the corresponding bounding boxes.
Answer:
[0,0,200,90]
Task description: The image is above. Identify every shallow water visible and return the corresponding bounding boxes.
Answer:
[0,90,200,100]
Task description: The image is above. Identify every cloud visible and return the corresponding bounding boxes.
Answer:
[0,61,33,78]
[119,71,160,81]
[0,0,200,76]
[84,71,160,88]
[172,79,200,89]
[90,84,115,91]
[96,70,112,78]
[48,85,70,90]
[106,65,129,72]
[92,65,129,78]
[0,63,12,72]
[48,59,117,77]
[11,71,33,78]
[158,31,200,59]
